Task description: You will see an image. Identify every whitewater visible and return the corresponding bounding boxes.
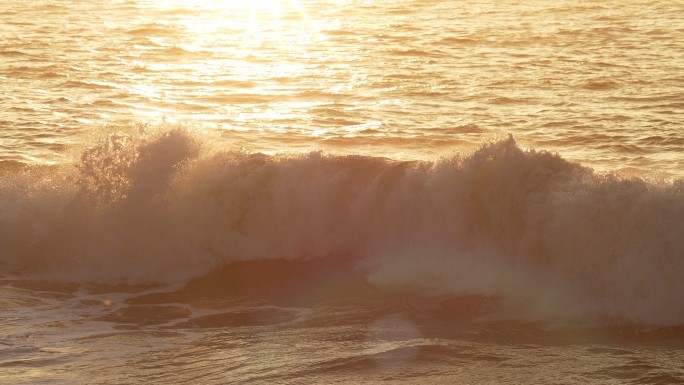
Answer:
[2,0,684,383]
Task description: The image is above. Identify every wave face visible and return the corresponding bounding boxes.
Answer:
[2,128,684,325]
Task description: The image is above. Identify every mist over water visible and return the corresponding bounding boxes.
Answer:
[3,128,684,326]
[2,0,684,383]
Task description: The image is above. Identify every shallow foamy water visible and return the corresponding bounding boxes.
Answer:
[4,267,684,384]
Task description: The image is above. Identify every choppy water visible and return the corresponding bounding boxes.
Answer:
[3,0,684,173]
[2,0,684,383]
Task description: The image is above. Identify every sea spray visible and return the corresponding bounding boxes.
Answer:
[2,128,684,325]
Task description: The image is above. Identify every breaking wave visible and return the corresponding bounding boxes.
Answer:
[2,127,684,325]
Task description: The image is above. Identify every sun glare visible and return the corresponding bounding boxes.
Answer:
[163,0,290,11]
[158,0,308,37]
[145,0,312,99]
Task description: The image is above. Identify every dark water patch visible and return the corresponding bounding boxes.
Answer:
[211,79,258,88]
[58,80,115,90]
[86,283,165,295]
[487,96,535,105]
[323,29,361,37]
[596,143,649,154]
[86,99,120,108]
[639,136,684,147]
[580,80,621,90]
[0,50,31,57]
[434,124,487,135]
[3,21,36,26]
[38,71,66,79]
[587,347,636,356]
[654,102,684,110]
[128,259,370,309]
[633,373,684,384]
[609,95,676,103]
[310,107,355,119]
[390,48,443,58]
[588,359,684,384]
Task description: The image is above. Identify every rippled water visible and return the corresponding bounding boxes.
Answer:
[2,0,684,173]
[2,0,684,383]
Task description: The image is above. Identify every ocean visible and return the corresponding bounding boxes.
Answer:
[2,0,684,383]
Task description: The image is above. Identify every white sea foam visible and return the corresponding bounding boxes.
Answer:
[2,128,684,325]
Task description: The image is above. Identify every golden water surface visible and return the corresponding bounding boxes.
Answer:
[1,0,683,175]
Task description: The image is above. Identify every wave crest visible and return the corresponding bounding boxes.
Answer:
[2,128,684,325]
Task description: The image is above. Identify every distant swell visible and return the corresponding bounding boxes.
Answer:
[2,128,684,326]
